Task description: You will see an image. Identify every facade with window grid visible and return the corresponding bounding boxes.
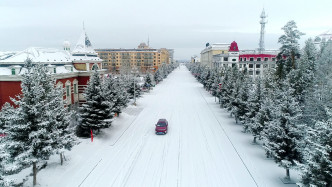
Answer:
[96,43,170,73]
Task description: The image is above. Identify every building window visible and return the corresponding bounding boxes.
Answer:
[11,68,15,75]
[224,57,228,61]
[263,64,268,68]
[250,57,254,61]
[256,71,260,75]
[232,63,236,67]
[244,64,247,67]
[54,68,56,73]
[272,58,276,61]
[257,58,261,61]
[232,59,236,62]
[239,64,242,68]
[249,70,253,75]
[71,67,73,72]
[271,64,276,68]
[240,58,242,61]
[264,58,268,61]
[66,85,70,97]
[256,64,261,68]
[74,84,77,94]
[249,64,253,68]
[244,58,247,61]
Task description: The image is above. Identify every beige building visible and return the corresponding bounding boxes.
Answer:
[200,43,230,67]
[96,43,170,73]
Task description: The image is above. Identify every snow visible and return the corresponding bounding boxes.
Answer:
[0,51,17,60]
[0,47,71,64]
[23,65,299,186]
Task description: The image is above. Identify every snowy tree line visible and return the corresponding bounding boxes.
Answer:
[77,62,178,137]
[0,60,177,186]
[187,21,332,186]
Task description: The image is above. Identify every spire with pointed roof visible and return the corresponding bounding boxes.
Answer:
[72,27,97,55]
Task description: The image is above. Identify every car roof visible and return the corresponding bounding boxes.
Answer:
[158,119,167,122]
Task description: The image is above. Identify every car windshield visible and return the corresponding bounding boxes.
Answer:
[157,122,166,127]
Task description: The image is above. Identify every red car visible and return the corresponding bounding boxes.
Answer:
[155,119,168,135]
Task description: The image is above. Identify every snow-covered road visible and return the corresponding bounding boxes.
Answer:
[35,65,299,187]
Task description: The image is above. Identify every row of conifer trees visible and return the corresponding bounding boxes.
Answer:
[0,60,177,186]
[188,21,332,186]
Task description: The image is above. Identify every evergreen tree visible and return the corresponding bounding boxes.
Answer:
[144,73,153,90]
[49,86,76,165]
[154,69,163,84]
[276,20,304,80]
[300,110,332,187]
[220,66,232,108]
[3,59,73,185]
[102,75,116,119]
[114,76,129,115]
[211,71,221,98]
[234,69,251,128]
[127,77,141,99]
[226,66,240,113]
[263,81,302,181]
[78,70,110,137]
[246,77,265,142]
[301,41,332,127]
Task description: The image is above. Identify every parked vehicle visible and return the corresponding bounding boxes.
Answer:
[155,119,168,135]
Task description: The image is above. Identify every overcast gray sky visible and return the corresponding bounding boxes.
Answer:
[0,0,331,60]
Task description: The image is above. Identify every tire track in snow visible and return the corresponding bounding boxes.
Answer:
[198,89,259,187]
[109,107,144,147]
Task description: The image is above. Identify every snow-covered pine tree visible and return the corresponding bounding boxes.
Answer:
[211,71,221,99]
[154,69,163,84]
[102,75,116,119]
[220,66,232,108]
[226,66,240,114]
[3,59,68,185]
[301,40,332,127]
[233,69,251,128]
[275,20,304,80]
[111,76,129,117]
[230,71,243,122]
[263,80,302,182]
[202,69,211,89]
[287,39,317,106]
[127,76,141,99]
[258,69,279,151]
[246,77,264,142]
[300,110,332,187]
[78,70,109,137]
[48,85,76,165]
[144,73,153,90]
[0,103,14,186]
[206,70,215,92]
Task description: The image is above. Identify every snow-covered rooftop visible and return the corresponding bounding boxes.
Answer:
[0,65,78,76]
[0,47,71,65]
[0,51,17,60]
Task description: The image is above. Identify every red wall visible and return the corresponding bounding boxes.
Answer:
[0,81,22,108]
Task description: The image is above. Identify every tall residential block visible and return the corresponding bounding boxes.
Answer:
[96,43,172,73]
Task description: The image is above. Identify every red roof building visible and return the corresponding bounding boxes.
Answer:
[0,29,105,109]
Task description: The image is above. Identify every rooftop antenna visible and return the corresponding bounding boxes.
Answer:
[147,35,150,47]
[258,8,267,53]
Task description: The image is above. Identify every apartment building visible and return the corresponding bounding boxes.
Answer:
[96,43,171,73]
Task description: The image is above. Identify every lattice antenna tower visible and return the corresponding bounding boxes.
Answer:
[258,9,267,53]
